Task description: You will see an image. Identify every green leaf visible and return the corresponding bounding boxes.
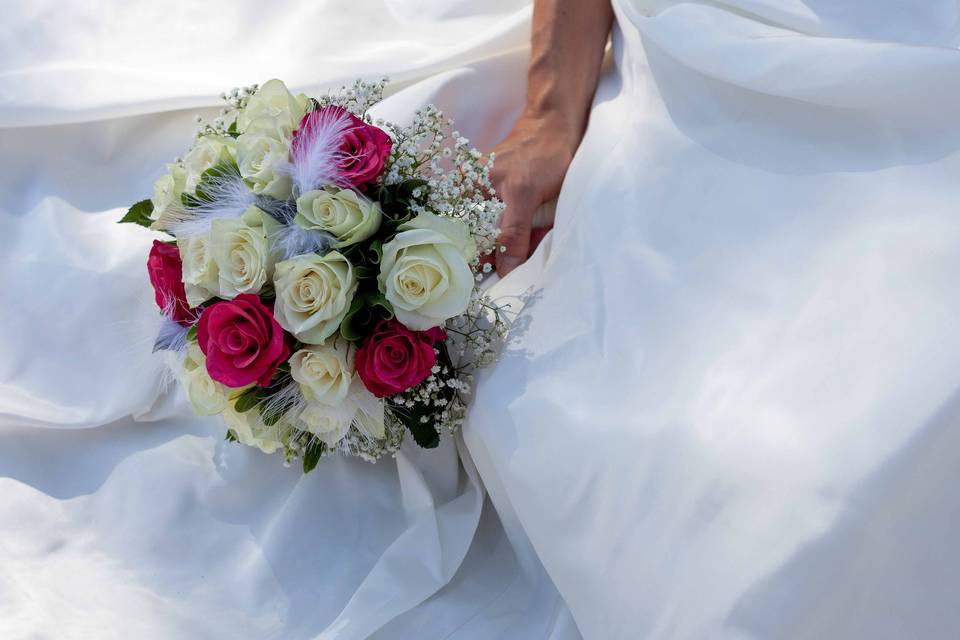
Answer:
[365,239,383,266]
[377,186,395,206]
[340,292,395,342]
[234,388,261,413]
[302,438,326,474]
[405,419,440,449]
[186,325,198,342]
[225,430,239,442]
[388,399,441,449]
[398,178,428,199]
[353,265,375,280]
[249,369,297,426]
[352,241,383,280]
[376,182,419,227]
[119,199,154,227]
[259,397,289,426]
[226,119,240,138]
[260,409,282,426]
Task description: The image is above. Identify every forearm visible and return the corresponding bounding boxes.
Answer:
[524,0,614,144]
[490,0,613,275]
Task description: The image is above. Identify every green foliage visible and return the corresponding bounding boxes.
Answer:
[391,403,440,449]
[234,388,261,413]
[254,366,295,426]
[375,178,428,234]
[302,437,326,473]
[231,362,296,426]
[340,292,394,342]
[119,199,154,227]
[347,239,383,280]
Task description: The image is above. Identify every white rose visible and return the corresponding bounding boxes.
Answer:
[182,134,237,192]
[378,211,477,330]
[290,342,353,405]
[298,379,385,447]
[295,188,382,248]
[298,402,352,447]
[210,206,277,298]
[273,251,357,345]
[182,342,242,416]
[237,79,309,135]
[177,234,219,307]
[236,120,292,200]
[149,163,186,231]
[223,402,290,454]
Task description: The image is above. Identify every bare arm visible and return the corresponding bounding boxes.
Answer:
[492,0,613,275]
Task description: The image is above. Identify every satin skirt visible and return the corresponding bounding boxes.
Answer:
[3,0,960,638]
[470,1,960,638]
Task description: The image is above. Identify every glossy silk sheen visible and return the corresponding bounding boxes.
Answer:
[2,1,960,638]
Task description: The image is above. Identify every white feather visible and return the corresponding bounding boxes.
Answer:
[155,314,190,353]
[167,165,255,238]
[288,107,354,196]
[268,220,336,261]
[259,380,306,426]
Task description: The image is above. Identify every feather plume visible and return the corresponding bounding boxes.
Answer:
[259,379,307,427]
[288,106,354,196]
[154,314,191,354]
[167,164,255,238]
[261,199,336,260]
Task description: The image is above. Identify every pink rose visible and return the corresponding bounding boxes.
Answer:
[147,240,194,326]
[355,320,447,398]
[196,294,291,388]
[293,106,392,189]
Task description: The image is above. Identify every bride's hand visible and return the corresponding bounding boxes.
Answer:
[490,112,578,276]
[488,0,613,277]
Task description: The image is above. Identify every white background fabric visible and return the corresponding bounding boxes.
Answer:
[3,0,960,638]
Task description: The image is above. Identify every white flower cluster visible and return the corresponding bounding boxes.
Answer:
[278,406,407,465]
[315,77,389,119]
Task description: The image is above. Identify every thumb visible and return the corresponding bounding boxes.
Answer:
[495,199,534,277]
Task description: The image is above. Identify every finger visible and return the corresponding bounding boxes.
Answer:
[495,197,534,277]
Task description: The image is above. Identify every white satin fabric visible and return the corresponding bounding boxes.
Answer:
[470,1,960,638]
[3,0,960,638]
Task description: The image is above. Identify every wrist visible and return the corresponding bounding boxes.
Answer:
[515,107,583,157]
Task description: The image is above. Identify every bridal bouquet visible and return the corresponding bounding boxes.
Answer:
[121,79,508,471]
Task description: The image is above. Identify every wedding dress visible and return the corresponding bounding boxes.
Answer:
[2,1,960,639]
